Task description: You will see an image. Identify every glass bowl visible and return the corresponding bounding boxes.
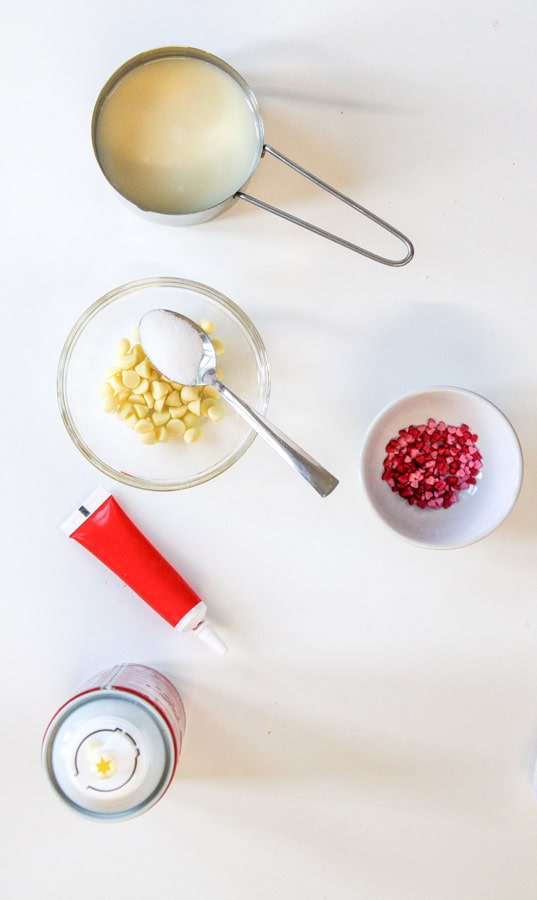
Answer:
[58,277,270,490]
[360,386,523,549]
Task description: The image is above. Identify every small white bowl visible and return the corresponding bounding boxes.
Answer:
[360,387,523,549]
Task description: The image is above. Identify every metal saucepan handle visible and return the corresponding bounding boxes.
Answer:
[213,378,339,498]
[236,144,414,267]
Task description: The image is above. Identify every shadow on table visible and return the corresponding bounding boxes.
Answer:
[160,657,535,885]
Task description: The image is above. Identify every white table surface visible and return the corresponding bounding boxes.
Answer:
[3,1,537,897]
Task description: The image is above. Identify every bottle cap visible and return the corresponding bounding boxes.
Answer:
[194,621,228,655]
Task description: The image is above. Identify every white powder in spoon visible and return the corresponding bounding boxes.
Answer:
[139,309,205,384]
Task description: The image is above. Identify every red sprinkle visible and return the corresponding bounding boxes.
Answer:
[382,419,483,509]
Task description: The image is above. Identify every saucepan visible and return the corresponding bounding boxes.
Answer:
[92,46,414,266]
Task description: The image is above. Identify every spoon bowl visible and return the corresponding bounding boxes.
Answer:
[139,308,218,385]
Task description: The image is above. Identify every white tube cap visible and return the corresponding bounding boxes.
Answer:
[194,622,228,655]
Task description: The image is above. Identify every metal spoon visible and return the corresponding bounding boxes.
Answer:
[139,309,339,497]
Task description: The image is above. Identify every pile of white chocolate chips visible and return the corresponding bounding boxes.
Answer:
[99,318,225,444]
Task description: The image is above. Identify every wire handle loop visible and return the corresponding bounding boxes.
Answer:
[236,144,414,266]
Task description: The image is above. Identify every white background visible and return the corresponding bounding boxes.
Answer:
[2,0,537,897]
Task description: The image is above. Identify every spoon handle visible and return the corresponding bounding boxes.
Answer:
[214,380,339,497]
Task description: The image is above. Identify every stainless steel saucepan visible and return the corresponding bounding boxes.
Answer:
[92,47,414,266]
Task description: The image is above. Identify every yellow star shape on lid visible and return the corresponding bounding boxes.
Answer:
[94,755,113,778]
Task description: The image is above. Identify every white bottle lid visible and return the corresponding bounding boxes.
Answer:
[43,694,174,819]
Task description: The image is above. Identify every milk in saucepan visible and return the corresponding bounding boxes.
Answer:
[94,56,261,214]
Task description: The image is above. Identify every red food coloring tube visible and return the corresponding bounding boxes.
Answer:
[61,487,227,654]
[382,419,483,509]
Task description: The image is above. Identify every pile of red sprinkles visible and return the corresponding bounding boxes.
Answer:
[382,418,483,509]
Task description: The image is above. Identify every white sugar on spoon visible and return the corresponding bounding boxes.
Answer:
[138,309,339,497]
[138,308,207,385]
